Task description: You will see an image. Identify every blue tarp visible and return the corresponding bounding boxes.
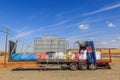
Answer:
[11,53,38,60]
[12,53,21,60]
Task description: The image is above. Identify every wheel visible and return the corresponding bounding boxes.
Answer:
[107,65,111,69]
[61,64,69,70]
[105,63,111,69]
[70,63,78,71]
[89,63,97,70]
[79,63,87,70]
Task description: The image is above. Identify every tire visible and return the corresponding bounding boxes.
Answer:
[61,64,69,70]
[79,63,87,70]
[70,63,78,71]
[89,63,97,70]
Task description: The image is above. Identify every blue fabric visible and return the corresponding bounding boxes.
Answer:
[87,41,96,63]
[87,53,95,63]
[11,53,38,60]
[12,53,21,60]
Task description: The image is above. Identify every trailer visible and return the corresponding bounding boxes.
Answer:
[8,40,112,71]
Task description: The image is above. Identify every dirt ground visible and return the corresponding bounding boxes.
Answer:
[0,56,120,80]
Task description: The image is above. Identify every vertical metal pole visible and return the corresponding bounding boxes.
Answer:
[57,40,59,52]
[20,43,24,53]
[4,26,8,67]
[109,48,112,62]
[67,40,69,49]
[100,49,102,58]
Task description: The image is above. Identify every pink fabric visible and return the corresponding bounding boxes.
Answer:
[72,52,79,62]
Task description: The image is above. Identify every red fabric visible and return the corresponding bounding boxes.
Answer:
[87,46,92,52]
[40,53,47,60]
[36,53,47,60]
[36,53,41,59]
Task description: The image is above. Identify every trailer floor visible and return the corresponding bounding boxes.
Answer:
[0,59,120,80]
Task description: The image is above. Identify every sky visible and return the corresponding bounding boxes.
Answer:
[0,0,120,51]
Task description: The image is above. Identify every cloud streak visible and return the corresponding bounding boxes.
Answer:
[100,42,108,45]
[14,30,34,39]
[67,30,101,41]
[83,3,120,16]
[67,30,101,48]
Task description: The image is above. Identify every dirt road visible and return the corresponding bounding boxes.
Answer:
[0,60,120,80]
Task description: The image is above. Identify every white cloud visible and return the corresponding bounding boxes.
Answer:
[78,24,89,30]
[14,31,34,39]
[111,40,116,43]
[96,41,120,48]
[118,37,120,39]
[89,37,95,40]
[101,42,108,45]
[106,21,115,27]
[83,3,120,16]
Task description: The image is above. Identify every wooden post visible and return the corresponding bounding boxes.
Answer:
[4,26,8,67]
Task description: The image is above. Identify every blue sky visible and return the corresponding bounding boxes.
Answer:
[0,0,120,51]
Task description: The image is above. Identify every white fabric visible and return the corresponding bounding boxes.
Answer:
[79,50,87,60]
[71,53,75,60]
[95,51,101,60]
[52,52,66,59]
